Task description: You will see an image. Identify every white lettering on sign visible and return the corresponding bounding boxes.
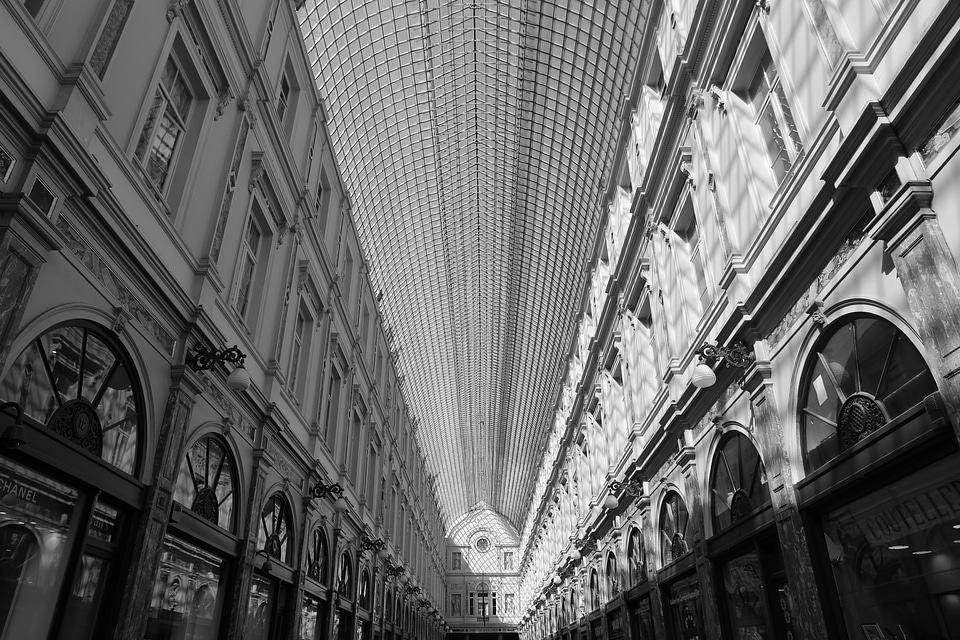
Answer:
[0,478,38,504]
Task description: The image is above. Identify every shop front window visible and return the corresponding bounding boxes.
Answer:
[666,574,703,640]
[247,572,275,640]
[299,593,321,640]
[0,458,79,639]
[801,316,937,470]
[173,435,236,531]
[721,550,767,638]
[822,454,960,639]
[660,491,690,566]
[1,324,142,475]
[710,432,769,532]
[144,535,227,640]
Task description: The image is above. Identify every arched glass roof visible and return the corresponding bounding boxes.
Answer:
[299,0,644,530]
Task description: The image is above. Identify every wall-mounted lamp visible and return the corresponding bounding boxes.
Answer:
[186,344,251,391]
[405,585,421,596]
[386,563,405,579]
[255,549,274,573]
[311,481,349,512]
[569,535,597,561]
[0,402,26,449]
[610,479,643,496]
[361,534,387,557]
[691,341,755,388]
[551,574,562,585]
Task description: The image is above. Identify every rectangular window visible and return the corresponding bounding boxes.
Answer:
[0,142,15,183]
[277,72,291,123]
[676,201,709,314]
[451,551,462,570]
[323,367,341,445]
[135,55,193,192]
[23,0,44,18]
[744,50,802,184]
[348,413,361,479]
[236,215,263,322]
[90,0,135,79]
[361,304,371,347]
[289,308,307,398]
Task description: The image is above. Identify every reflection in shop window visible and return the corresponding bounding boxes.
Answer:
[822,455,960,640]
[145,534,226,640]
[1,325,141,475]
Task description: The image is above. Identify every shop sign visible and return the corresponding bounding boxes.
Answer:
[831,477,960,546]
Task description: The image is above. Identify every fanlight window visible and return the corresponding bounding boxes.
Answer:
[337,551,353,598]
[359,569,370,609]
[589,569,600,610]
[1,324,141,474]
[710,432,769,532]
[627,527,646,585]
[801,316,937,470]
[306,527,328,584]
[257,494,293,565]
[659,491,690,566]
[173,435,236,530]
[605,553,619,599]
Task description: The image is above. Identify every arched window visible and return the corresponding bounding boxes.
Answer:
[568,589,577,622]
[359,569,370,609]
[1,324,142,474]
[800,316,937,470]
[306,527,328,584]
[385,589,393,619]
[604,552,618,599]
[589,569,600,610]
[627,527,645,586]
[257,494,293,565]
[173,435,237,531]
[710,432,769,532]
[337,551,353,598]
[659,491,689,566]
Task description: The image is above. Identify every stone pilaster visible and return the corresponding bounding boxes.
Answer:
[744,354,829,640]
[0,194,59,374]
[225,445,271,639]
[116,366,200,640]
[676,433,723,638]
[870,181,960,446]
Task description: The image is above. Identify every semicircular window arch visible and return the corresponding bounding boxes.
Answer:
[306,526,329,584]
[173,434,237,531]
[1,323,143,475]
[800,315,937,471]
[337,551,354,598]
[659,491,690,567]
[257,493,294,565]
[626,526,646,586]
[710,431,769,533]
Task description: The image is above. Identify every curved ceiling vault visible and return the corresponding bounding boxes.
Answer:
[299,0,644,531]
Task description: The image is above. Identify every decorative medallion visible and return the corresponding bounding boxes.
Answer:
[729,490,753,524]
[192,487,220,524]
[308,561,322,581]
[838,394,886,451]
[475,537,490,553]
[265,533,282,559]
[670,533,688,561]
[48,400,103,456]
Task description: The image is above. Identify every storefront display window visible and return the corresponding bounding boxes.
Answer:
[173,436,236,531]
[359,569,370,609]
[144,534,227,640]
[822,454,960,640]
[666,574,703,640]
[801,316,937,470]
[721,550,767,639]
[627,596,655,640]
[660,491,690,566]
[1,324,142,475]
[0,458,79,639]
[711,432,769,532]
[247,572,274,640]
[300,593,319,640]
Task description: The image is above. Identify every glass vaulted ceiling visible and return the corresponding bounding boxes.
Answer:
[299,0,643,531]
